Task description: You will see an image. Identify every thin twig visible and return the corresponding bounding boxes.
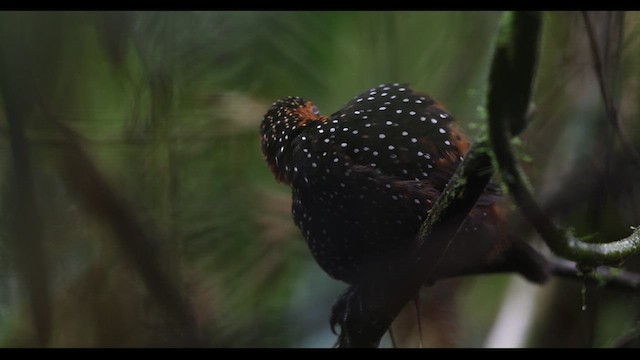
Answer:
[388,327,398,348]
[550,257,640,292]
[581,11,640,169]
[610,325,640,348]
[412,295,424,348]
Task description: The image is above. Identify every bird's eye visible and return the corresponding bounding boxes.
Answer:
[311,105,319,115]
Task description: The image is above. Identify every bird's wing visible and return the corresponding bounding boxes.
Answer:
[327,84,467,189]
[291,83,500,209]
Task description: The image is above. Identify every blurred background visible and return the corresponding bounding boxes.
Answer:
[0,11,639,347]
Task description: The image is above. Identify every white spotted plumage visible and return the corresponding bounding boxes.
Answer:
[260,83,501,284]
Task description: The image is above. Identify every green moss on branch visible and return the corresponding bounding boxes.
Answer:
[487,11,640,267]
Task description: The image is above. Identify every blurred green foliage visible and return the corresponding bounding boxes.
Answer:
[0,11,638,348]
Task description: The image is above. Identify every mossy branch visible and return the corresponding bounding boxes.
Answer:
[333,140,496,348]
[333,10,640,348]
[333,12,533,348]
[487,12,640,267]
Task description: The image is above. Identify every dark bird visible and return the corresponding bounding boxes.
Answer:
[260,83,548,287]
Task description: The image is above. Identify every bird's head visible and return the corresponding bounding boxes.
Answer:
[260,96,323,184]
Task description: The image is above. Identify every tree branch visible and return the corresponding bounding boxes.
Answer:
[488,14,640,267]
[52,121,204,347]
[333,11,543,348]
[0,21,51,346]
[333,145,497,348]
[333,10,640,348]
